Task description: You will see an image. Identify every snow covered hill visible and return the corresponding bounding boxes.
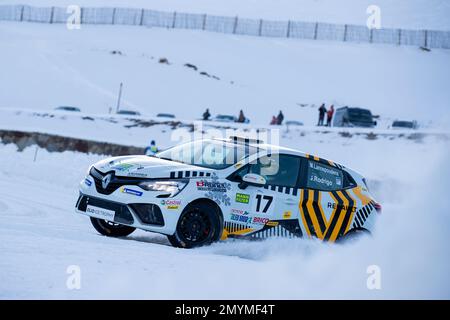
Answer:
[1,22,449,129]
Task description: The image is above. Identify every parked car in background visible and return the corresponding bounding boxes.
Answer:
[390,120,418,130]
[333,107,377,128]
[285,120,304,126]
[213,114,237,123]
[156,113,176,119]
[55,106,81,112]
[116,110,141,116]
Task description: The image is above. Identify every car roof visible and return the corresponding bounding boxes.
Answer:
[206,138,363,179]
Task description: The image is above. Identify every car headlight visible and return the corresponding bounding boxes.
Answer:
[138,180,188,197]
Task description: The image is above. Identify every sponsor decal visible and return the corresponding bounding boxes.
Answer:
[252,217,269,225]
[327,202,356,212]
[245,175,258,182]
[283,211,292,219]
[161,199,182,209]
[127,172,147,178]
[86,205,115,220]
[235,193,250,204]
[234,163,243,169]
[112,163,134,172]
[231,208,249,215]
[202,173,232,206]
[266,221,279,227]
[230,213,252,224]
[121,187,143,197]
[84,178,92,187]
[196,180,228,193]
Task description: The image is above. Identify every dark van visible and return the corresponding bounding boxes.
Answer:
[333,107,377,128]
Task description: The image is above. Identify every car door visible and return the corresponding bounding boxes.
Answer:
[298,157,357,242]
[227,163,275,229]
[229,154,304,238]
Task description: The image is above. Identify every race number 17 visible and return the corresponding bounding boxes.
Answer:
[255,195,273,213]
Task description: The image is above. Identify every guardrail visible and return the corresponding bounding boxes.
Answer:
[1,4,449,49]
[0,129,145,156]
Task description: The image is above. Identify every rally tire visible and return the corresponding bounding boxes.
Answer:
[168,201,222,249]
[90,217,136,237]
[337,228,371,244]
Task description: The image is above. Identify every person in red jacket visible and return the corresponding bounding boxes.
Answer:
[270,115,278,125]
[326,105,334,126]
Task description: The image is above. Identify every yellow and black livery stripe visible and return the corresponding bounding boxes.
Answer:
[299,189,356,242]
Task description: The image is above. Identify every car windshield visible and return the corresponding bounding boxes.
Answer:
[393,121,413,128]
[156,140,260,170]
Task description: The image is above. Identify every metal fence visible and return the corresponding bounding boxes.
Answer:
[1,4,449,49]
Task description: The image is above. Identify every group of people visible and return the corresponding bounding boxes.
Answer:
[146,105,334,156]
[318,104,334,126]
[203,108,249,123]
[270,111,284,125]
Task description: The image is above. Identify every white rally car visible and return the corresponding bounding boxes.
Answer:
[76,137,381,248]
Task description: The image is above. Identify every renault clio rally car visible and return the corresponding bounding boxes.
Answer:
[76,137,381,248]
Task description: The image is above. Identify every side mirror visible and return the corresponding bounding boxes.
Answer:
[239,173,266,189]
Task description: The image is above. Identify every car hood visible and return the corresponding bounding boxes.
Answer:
[93,155,215,179]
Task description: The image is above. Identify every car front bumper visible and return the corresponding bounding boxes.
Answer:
[75,175,181,235]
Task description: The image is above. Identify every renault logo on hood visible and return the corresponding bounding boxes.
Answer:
[102,173,113,189]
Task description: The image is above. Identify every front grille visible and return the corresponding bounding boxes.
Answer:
[129,203,164,226]
[90,167,142,195]
[76,194,134,225]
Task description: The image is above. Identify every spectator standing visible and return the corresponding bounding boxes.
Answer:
[145,140,158,156]
[326,105,334,126]
[277,110,284,125]
[270,116,278,125]
[318,104,327,126]
[202,108,211,120]
[237,110,246,123]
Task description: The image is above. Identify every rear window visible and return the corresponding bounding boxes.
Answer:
[393,121,413,128]
[306,161,344,191]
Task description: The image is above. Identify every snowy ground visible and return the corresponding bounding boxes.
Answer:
[1,22,450,129]
[3,0,450,30]
[1,134,449,299]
